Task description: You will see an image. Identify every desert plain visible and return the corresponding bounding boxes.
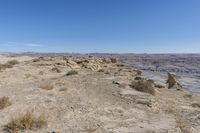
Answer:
[0,55,200,133]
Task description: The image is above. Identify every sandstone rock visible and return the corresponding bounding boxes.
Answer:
[166,72,182,90]
[102,58,112,64]
[66,60,80,69]
[154,82,166,88]
[136,70,142,75]
[110,58,117,63]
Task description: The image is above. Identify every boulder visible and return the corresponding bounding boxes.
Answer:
[166,72,182,90]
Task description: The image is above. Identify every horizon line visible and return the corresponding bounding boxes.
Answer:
[0,51,200,55]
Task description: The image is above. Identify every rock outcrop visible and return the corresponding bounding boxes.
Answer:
[166,72,182,90]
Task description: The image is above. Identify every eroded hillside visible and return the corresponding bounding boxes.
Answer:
[0,56,200,133]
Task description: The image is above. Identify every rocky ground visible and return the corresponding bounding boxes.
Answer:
[0,55,200,133]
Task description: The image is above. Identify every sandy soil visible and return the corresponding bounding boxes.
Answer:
[0,56,200,133]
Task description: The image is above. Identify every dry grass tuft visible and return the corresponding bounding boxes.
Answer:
[0,64,12,70]
[0,60,19,71]
[3,111,47,133]
[0,97,11,110]
[6,60,19,66]
[130,80,156,95]
[175,114,192,133]
[66,70,78,76]
[39,84,54,90]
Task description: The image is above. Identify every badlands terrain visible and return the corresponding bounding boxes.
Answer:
[0,55,200,133]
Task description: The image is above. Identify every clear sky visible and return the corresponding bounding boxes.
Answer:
[0,0,199,53]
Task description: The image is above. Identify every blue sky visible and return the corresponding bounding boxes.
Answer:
[0,0,199,53]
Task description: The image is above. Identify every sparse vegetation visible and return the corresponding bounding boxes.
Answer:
[38,57,45,61]
[39,84,54,90]
[191,103,200,108]
[59,88,67,92]
[6,60,19,66]
[0,60,19,71]
[51,67,61,73]
[0,97,11,110]
[130,80,156,95]
[32,58,40,62]
[175,114,192,133]
[0,64,11,70]
[3,111,47,133]
[66,70,78,76]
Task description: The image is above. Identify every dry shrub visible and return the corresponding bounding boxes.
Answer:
[130,80,156,95]
[97,69,105,72]
[66,70,78,76]
[175,114,192,133]
[0,60,19,71]
[59,88,67,92]
[0,64,12,70]
[6,60,19,66]
[38,57,45,61]
[39,84,54,90]
[51,67,61,73]
[3,111,47,133]
[0,97,11,110]
[191,103,200,108]
[32,58,40,62]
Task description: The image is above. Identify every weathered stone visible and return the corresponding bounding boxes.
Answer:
[166,72,182,90]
